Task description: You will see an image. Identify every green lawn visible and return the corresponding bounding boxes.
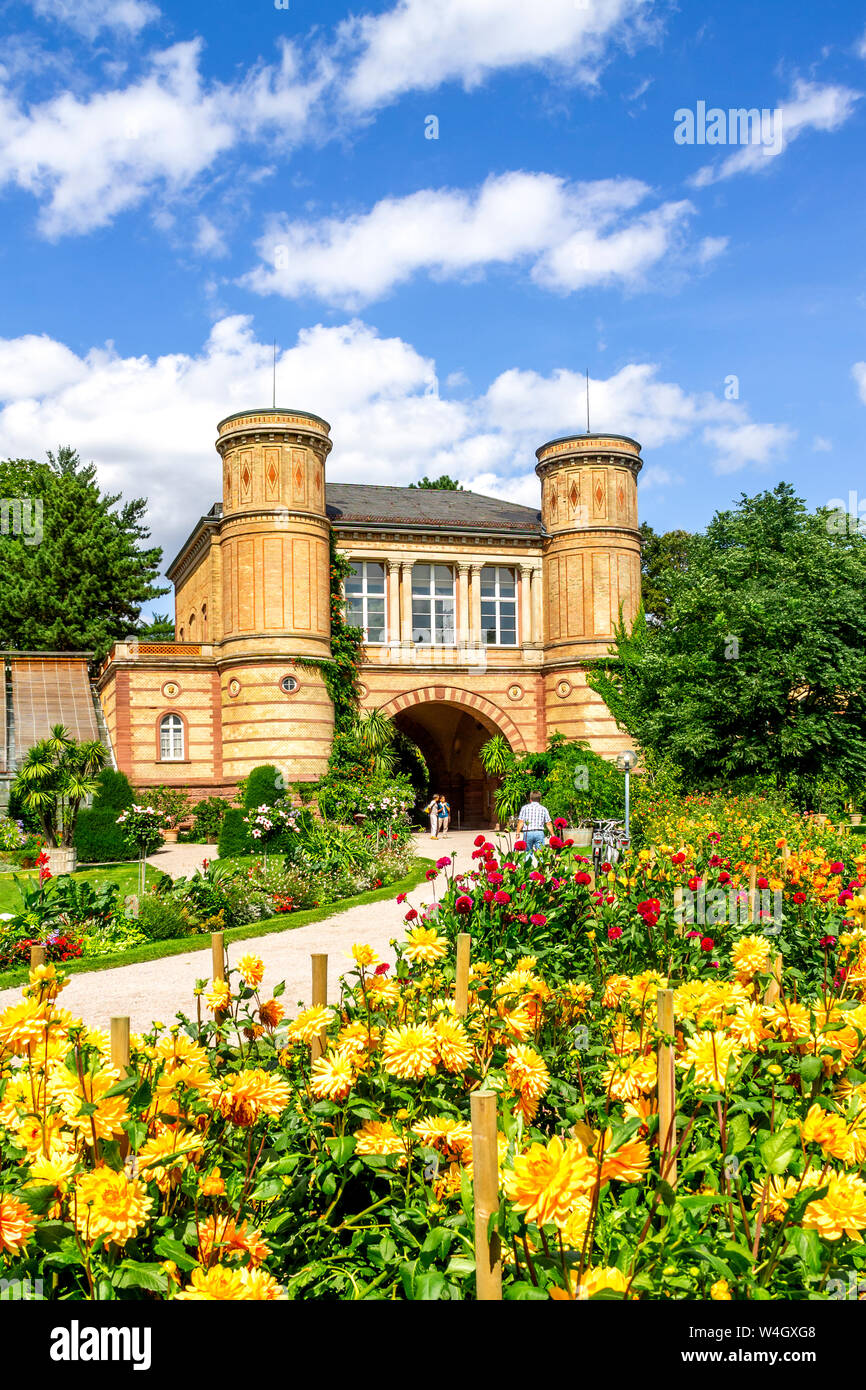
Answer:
[0,858,432,991]
[0,862,165,914]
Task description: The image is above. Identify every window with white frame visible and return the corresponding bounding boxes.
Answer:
[480,566,518,646]
[159,713,184,761]
[412,563,455,644]
[345,560,387,643]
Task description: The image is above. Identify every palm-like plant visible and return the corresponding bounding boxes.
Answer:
[12,724,106,846]
[478,734,514,777]
[353,708,398,778]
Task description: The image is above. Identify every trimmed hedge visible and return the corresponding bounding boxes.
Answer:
[217,808,250,858]
[74,807,136,863]
[243,764,283,810]
[93,768,136,811]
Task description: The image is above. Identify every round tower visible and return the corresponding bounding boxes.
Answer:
[214,408,334,786]
[536,432,642,757]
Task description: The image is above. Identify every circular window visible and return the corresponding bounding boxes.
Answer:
[162,681,180,699]
[279,674,300,694]
[227,679,241,699]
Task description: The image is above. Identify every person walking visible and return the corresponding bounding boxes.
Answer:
[516,790,554,861]
[424,793,441,839]
[437,795,451,839]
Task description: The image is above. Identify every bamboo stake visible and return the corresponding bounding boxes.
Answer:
[656,988,677,1188]
[455,933,470,1018]
[673,885,684,936]
[781,843,790,871]
[110,1017,131,1075]
[29,944,46,971]
[211,931,225,982]
[111,1017,131,1157]
[748,864,757,924]
[470,1090,502,1300]
[311,954,328,1061]
[764,954,783,1006]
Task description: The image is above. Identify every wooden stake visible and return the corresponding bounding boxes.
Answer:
[673,885,684,935]
[111,1017,130,1075]
[29,944,46,971]
[656,988,677,1188]
[764,954,783,1006]
[748,864,757,924]
[470,1090,502,1300]
[211,931,225,982]
[311,953,328,1061]
[455,933,470,1018]
[781,843,790,871]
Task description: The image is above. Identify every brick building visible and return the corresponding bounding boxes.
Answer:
[93,408,643,826]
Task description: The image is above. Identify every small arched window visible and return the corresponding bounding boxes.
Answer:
[159,713,184,762]
[179,627,184,641]
[201,602,208,640]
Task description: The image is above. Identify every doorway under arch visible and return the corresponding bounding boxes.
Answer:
[376,688,526,829]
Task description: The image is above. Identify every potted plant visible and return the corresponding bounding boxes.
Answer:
[151,785,192,843]
[117,803,169,894]
[10,725,105,875]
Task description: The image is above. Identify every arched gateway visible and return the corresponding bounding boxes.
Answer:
[372,686,527,829]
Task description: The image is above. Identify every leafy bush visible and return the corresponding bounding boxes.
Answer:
[73,807,136,863]
[243,764,284,811]
[92,767,136,811]
[218,808,250,858]
[0,817,25,852]
[137,892,201,942]
[191,796,229,842]
[0,925,82,971]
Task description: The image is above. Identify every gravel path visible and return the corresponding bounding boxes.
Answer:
[0,830,483,1032]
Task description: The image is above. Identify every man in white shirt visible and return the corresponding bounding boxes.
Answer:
[516,791,554,860]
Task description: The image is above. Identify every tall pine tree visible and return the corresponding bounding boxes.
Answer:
[0,448,167,660]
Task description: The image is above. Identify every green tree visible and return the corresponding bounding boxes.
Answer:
[136,613,175,641]
[12,724,106,846]
[639,522,692,623]
[0,448,167,661]
[590,484,866,799]
[408,475,463,490]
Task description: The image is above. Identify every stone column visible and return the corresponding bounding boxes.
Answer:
[469,563,483,646]
[385,559,400,646]
[400,561,414,644]
[457,563,470,646]
[519,564,533,646]
[530,564,544,647]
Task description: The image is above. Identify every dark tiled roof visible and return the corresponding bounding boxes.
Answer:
[325,484,541,532]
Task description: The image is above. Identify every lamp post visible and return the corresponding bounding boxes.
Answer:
[616,749,638,841]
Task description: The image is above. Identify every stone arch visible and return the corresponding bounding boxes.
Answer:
[373,685,527,754]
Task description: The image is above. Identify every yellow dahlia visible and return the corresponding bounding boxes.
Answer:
[382,1024,438,1080]
[212,1068,292,1124]
[711,1278,732,1300]
[310,1050,355,1101]
[287,1005,334,1044]
[353,1120,408,1162]
[351,943,380,968]
[0,1193,36,1254]
[74,1168,153,1246]
[258,999,284,1030]
[412,1115,472,1157]
[677,1031,742,1090]
[402,925,447,964]
[204,979,231,1012]
[432,1016,472,1073]
[504,1135,596,1230]
[600,1130,650,1184]
[175,1264,284,1300]
[236,953,265,988]
[731,934,773,981]
[802,1171,866,1241]
[600,1053,657,1102]
[138,1131,203,1192]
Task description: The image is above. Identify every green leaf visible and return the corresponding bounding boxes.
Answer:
[726,1112,751,1154]
[17,1184,58,1215]
[113,1260,169,1294]
[101,1074,139,1099]
[759,1129,798,1175]
[325,1136,357,1167]
[153,1236,198,1272]
[504,1281,549,1300]
[272,981,286,998]
[799,1056,823,1083]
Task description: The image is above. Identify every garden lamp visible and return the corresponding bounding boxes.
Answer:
[616,749,638,840]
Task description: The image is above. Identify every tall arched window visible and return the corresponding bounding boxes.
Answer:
[159,713,184,761]
[201,602,208,640]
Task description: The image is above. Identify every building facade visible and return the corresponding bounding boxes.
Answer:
[95,408,643,826]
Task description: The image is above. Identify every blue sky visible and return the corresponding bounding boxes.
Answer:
[1,0,865,603]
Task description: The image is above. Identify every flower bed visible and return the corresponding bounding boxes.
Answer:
[3,819,866,1300]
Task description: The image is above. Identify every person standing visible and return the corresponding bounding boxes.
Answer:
[424,793,441,839]
[516,790,554,861]
[437,795,451,839]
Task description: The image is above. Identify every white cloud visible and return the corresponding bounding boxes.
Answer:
[0,319,796,571]
[857,29,866,60]
[701,422,796,473]
[194,216,228,259]
[0,40,330,237]
[340,0,656,111]
[853,361,866,403]
[25,0,160,37]
[812,435,833,452]
[691,80,861,186]
[243,173,711,308]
